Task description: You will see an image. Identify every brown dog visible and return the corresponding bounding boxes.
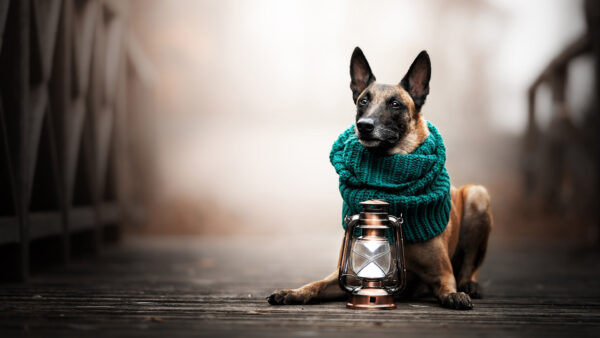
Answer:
[267,48,492,310]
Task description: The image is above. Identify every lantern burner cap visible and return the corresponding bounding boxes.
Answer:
[359,200,390,227]
[360,199,389,212]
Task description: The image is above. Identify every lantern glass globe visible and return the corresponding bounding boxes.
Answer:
[351,238,391,279]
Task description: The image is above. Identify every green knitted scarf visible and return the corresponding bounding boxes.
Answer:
[330,121,451,243]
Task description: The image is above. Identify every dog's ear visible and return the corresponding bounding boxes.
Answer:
[350,47,376,103]
[400,51,431,111]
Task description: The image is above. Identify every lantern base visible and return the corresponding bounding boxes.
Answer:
[347,293,396,310]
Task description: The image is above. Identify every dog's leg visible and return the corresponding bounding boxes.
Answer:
[407,239,473,310]
[453,185,492,299]
[267,270,346,305]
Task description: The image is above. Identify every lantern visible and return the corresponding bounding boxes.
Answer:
[338,200,406,309]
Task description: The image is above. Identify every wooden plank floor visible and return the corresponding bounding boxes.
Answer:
[1,235,599,337]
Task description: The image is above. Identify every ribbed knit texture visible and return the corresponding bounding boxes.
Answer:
[330,121,451,243]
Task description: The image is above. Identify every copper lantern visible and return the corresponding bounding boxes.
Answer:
[338,200,406,310]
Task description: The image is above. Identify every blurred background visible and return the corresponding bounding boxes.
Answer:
[132,0,599,243]
[1,0,599,281]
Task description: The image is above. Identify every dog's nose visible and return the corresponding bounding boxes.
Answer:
[357,118,375,133]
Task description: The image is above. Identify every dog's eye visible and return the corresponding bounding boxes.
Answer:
[359,98,368,106]
[391,101,402,109]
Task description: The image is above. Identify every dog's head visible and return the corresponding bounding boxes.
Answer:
[350,47,431,154]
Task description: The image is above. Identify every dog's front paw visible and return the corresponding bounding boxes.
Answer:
[440,292,473,310]
[267,289,312,305]
[458,281,482,299]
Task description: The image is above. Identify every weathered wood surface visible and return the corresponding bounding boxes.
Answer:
[0,236,599,337]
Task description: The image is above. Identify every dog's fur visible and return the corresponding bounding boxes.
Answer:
[267,48,492,310]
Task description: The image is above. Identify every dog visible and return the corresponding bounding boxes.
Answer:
[267,47,492,310]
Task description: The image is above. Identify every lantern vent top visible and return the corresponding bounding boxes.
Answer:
[359,200,390,228]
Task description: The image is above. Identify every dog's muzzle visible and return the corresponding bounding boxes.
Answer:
[356,120,399,148]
